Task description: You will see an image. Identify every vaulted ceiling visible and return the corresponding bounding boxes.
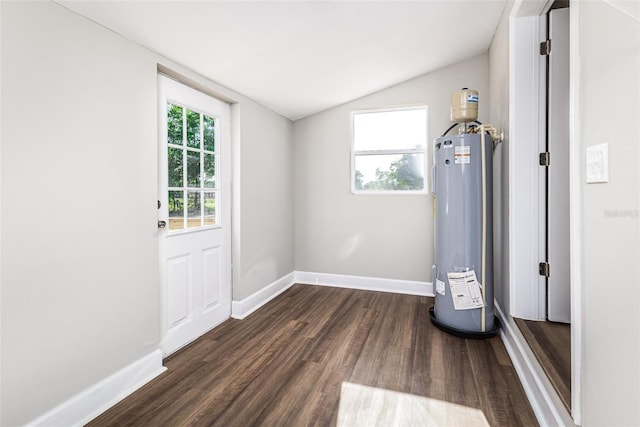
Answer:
[58,1,507,121]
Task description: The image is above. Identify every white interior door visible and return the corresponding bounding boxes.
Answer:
[158,74,232,356]
[547,7,571,323]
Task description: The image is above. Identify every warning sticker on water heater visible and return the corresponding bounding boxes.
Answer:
[436,279,446,296]
[454,146,471,164]
[447,270,484,310]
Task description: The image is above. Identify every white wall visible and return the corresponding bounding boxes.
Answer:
[577,1,640,424]
[234,102,294,300]
[488,0,513,312]
[1,2,159,424]
[488,0,640,424]
[293,55,489,282]
[0,1,293,424]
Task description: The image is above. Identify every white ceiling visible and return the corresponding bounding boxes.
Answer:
[58,0,507,121]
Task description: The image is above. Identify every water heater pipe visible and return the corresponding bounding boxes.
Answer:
[478,124,500,332]
[480,126,488,332]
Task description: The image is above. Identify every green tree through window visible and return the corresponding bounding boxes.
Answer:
[166,102,218,230]
[356,152,424,191]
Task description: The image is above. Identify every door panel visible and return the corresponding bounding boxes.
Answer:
[203,246,221,309]
[158,74,231,356]
[547,8,571,323]
[167,254,190,327]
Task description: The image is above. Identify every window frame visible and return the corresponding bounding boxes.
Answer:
[166,100,221,233]
[350,105,429,195]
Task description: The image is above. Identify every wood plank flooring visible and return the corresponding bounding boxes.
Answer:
[515,318,571,411]
[88,285,538,426]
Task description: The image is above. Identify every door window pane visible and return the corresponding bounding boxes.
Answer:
[203,115,215,151]
[187,151,200,187]
[186,109,201,149]
[168,190,184,231]
[203,153,215,188]
[168,147,183,187]
[187,191,202,228]
[167,104,183,146]
[166,103,219,232]
[204,192,216,226]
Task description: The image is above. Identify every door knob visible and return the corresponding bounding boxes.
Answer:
[158,220,167,229]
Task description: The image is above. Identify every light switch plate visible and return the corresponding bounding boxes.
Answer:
[586,143,609,183]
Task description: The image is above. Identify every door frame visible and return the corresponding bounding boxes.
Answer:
[547,7,571,323]
[567,1,582,422]
[507,0,582,424]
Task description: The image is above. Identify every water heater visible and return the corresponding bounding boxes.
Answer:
[430,89,501,339]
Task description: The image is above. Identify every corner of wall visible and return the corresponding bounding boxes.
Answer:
[231,102,242,301]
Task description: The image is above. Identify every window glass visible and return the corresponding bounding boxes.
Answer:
[166,101,219,231]
[354,153,425,191]
[186,109,201,149]
[351,106,428,193]
[353,109,426,151]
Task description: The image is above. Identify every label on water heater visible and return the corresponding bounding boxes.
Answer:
[447,270,484,310]
[467,94,479,103]
[436,279,446,296]
[454,146,471,164]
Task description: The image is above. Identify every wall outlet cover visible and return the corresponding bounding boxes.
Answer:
[586,143,609,184]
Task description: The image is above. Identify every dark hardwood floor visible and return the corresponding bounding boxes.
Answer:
[515,318,571,412]
[89,285,538,426]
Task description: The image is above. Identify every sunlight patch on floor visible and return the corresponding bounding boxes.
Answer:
[337,382,490,427]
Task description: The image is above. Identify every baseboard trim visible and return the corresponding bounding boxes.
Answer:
[27,350,166,427]
[294,271,433,296]
[231,271,432,321]
[231,272,296,319]
[495,302,575,427]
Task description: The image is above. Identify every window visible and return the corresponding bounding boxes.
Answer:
[351,106,428,194]
[166,102,219,232]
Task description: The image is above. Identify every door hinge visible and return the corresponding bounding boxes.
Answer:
[540,39,551,56]
[539,262,550,277]
[539,152,551,166]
